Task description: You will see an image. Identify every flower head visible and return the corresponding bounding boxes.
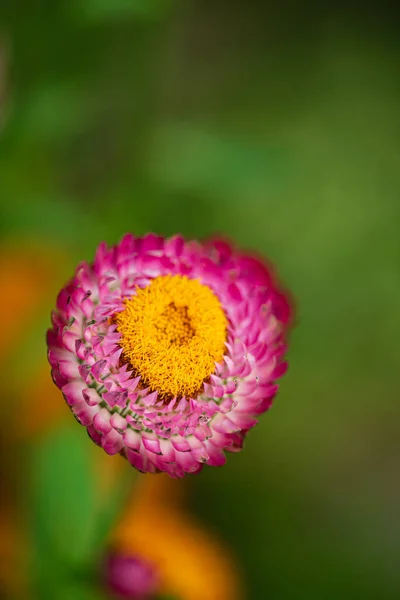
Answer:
[47,234,291,477]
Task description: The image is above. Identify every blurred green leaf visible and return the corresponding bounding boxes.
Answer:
[34,573,108,600]
[49,580,108,600]
[31,562,106,600]
[29,424,136,598]
[30,424,98,567]
[90,460,134,550]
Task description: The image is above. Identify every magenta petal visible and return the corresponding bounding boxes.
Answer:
[61,381,85,407]
[87,424,102,446]
[93,409,112,435]
[159,438,175,462]
[103,390,128,408]
[142,436,162,455]
[82,387,101,407]
[101,429,124,455]
[91,359,108,380]
[126,448,145,471]
[171,437,191,452]
[110,413,127,433]
[204,441,227,467]
[123,429,141,451]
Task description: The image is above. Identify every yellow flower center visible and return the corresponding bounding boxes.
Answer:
[114,275,228,399]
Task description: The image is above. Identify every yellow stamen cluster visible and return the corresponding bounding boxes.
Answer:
[115,275,227,399]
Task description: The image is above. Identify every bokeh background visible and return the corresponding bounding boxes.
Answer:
[1,1,400,599]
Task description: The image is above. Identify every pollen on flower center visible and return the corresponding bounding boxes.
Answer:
[155,303,195,346]
[114,275,228,399]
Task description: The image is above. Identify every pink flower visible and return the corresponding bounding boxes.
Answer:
[47,234,291,477]
[104,553,159,599]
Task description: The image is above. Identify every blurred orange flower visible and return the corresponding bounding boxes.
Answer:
[111,474,242,600]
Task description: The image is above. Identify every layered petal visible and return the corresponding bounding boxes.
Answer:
[47,233,292,477]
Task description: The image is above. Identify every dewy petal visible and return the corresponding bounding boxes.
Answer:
[47,233,292,477]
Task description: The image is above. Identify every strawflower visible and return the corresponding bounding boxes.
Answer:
[47,234,291,477]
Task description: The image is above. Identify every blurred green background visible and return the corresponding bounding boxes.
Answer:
[1,1,400,599]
